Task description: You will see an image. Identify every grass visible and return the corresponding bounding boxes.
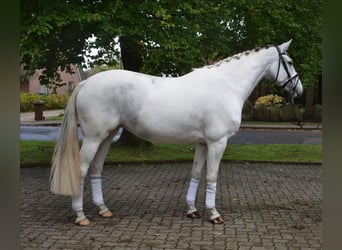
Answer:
[45,115,64,121]
[20,141,322,166]
[45,113,64,121]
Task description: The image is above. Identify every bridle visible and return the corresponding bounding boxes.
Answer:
[273,46,303,128]
[273,46,300,95]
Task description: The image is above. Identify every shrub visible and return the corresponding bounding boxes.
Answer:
[255,94,285,108]
[253,103,270,121]
[20,92,69,112]
[242,100,254,121]
[269,106,281,122]
[312,104,322,122]
[279,103,303,122]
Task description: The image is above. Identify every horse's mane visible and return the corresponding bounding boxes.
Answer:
[198,45,273,70]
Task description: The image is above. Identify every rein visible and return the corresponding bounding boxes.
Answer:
[289,93,303,128]
[273,46,303,128]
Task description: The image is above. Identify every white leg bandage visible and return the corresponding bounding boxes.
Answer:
[72,180,84,212]
[90,174,104,206]
[205,182,217,209]
[208,207,220,220]
[75,210,86,224]
[186,178,200,206]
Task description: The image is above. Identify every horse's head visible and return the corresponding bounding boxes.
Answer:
[269,40,303,98]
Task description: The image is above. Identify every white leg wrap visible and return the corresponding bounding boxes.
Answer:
[186,178,200,206]
[75,210,86,224]
[187,204,197,215]
[90,174,104,206]
[205,182,217,209]
[72,180,84,212]
[98,204,109,215]
[208,207,221,220]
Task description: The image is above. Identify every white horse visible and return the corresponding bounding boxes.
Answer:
[50,40,303,225]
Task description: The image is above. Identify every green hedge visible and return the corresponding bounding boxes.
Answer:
[20,92,69,112]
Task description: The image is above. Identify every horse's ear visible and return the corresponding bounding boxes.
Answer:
[279,39,292,52]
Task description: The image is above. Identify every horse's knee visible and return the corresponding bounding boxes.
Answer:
[191,160,205,179]
[206,173,218,183]
[191,168,202,180]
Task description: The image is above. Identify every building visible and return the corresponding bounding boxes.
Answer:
[20,65,85,95]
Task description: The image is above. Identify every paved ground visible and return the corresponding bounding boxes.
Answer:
[20,162,322,249]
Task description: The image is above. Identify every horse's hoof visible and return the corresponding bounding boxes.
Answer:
[76,217,90,226]
[187,211,201,219]
[100,210,113,218]
[210,216,224,224]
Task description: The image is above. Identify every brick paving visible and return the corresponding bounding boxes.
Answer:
[20,163,322,249]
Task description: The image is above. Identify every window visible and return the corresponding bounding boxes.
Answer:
[39,84,47,94]
[68,81,74,94]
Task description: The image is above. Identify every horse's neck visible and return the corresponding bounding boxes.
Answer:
[217,48,274,104]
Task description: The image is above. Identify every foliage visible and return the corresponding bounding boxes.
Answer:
[85,64,121,78]
[20,0,321,89]
[232,0,322,88]
[20,92,69,112]
[20,141,322,166]
[255,94,285,108]
[20,0,100,83]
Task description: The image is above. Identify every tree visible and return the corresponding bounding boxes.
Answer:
[21,0,321,86]
[118,35,151,146]
[232,0,322,90]
[229,0,322,116]
[20,0,101,87]
[21,0,322,120]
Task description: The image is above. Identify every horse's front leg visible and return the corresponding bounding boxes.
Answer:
[186,143,207,219]
[205,137,227,224]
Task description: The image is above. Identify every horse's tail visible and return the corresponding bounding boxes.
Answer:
[50,82,85,196]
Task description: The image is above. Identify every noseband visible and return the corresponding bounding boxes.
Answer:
[273,46,300,95]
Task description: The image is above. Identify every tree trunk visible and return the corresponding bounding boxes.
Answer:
[119,35,143,72]
[314,74,322,105]
[304,84,315,121]
[118,35,152,147]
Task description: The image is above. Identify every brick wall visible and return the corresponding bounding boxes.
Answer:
[20,65,84,95]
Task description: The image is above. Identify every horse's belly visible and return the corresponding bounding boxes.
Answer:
[136,131,206,144]
[124,121,206,144]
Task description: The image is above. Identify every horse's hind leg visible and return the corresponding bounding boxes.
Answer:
[89,129,119,219]
[186,143,207,219]
[72,136,105,226]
